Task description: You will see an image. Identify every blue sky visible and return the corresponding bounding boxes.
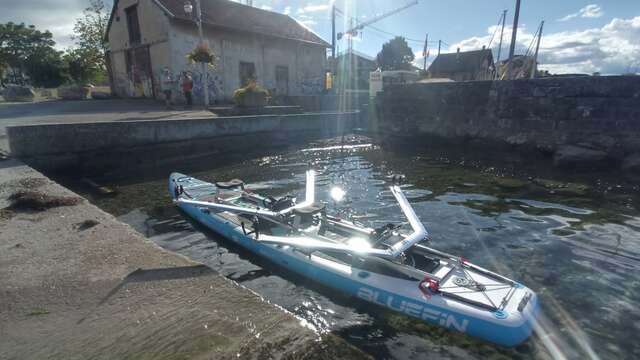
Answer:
[248,0,640,74]
[1,0,638,74]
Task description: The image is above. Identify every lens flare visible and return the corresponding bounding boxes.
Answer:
[347,237,372,252]
[330,186,346,202]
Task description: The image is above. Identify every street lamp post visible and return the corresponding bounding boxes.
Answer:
[184,0,209,108]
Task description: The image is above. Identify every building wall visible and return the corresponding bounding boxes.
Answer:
[107,0,328,103]
[335,54,377,90]
[165,22,327,103]
[107,0,172,98]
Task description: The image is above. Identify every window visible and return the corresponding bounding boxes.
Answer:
[125,5,141,45]
[239,62,256,86]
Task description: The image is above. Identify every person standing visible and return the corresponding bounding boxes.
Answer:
[161,67,175,110]
[181,71,194,108]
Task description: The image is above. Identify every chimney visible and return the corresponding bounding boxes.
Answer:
[457,47,460,59]
[482,45,486,50]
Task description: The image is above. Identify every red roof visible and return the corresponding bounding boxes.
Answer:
[155,0,329,46]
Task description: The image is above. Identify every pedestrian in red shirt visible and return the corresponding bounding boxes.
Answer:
[181,71,194,108]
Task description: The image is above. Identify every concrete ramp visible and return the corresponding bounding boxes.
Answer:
[0,159,369,359]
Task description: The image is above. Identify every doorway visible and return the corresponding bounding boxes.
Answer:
[275,65,289,96]
[239,61,256,87]
[125,46,154,98]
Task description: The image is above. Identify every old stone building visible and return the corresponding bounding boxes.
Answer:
[427,48,494,82]
[333,49,377,90]
[105,0,329,103]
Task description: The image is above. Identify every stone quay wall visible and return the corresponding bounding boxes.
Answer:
[7,112,358,174]
[374,76,640,172]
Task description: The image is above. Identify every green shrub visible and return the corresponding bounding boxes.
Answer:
[233,79,270,106]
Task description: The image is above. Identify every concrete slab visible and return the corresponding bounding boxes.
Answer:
[0,159,368,359]
[0,99,213,152]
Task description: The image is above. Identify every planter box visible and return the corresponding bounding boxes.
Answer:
[58,86,90,100]
[236,91,268,107]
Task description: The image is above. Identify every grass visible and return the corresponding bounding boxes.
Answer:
[27,308,50,316]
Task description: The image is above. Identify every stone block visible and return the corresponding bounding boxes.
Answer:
[553,145,608,169]
[59,85,90,100]
[2,85,36,102]
[91,91,112,100]
[621,153,640,175]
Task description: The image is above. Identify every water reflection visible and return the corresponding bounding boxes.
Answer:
[67,141,640,360]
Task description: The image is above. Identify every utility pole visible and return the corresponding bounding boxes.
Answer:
[331,4,336,67]
[348,17,354,55]
[506,0,521,80]
[184,0,209,107]
[422,33,429,71]
[531,20,544,79]
[197,0,209,107]
[438,40,441,56]
[496,10,507,66]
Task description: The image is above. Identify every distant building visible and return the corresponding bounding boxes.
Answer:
[105,0,330,102]
[333,49,377,91]
[427,48,494,81]
[370,69,419,97]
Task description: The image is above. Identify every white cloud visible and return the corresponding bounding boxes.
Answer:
[0,0,88,50]
[260,4,272,11]
[559,4,603,22]
[448,16,640,75]
[297,3,329,14]
[412,51,432,70]
[283,6,291,15]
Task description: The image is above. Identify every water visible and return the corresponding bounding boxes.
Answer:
[61,138,640,359]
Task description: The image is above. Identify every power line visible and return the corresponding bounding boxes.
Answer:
[487,11,505,48]
[366,24,424,43]
[333,6,446,47]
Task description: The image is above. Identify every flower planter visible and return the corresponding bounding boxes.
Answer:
[236,91,268,107]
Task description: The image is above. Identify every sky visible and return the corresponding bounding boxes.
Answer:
[0,0,638,75]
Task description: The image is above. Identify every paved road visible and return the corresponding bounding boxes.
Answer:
[0,99,214,152]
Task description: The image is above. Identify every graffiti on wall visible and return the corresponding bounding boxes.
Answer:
[192,70,222,102]
[299,74,325,94]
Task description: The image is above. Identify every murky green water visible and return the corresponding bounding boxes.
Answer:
[62,137,640,359]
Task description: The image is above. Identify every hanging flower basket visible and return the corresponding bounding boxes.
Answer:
[187,43,217,68]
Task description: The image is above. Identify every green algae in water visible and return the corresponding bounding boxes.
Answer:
[56,139,640,360]
[551,228,576,237]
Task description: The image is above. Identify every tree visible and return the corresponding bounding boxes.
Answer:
[0,22,66,87]
[376,36,415,71]
[24,47,67,87]
[64,49,96,84]
[71,0,109,84]
[0,22,57,83]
